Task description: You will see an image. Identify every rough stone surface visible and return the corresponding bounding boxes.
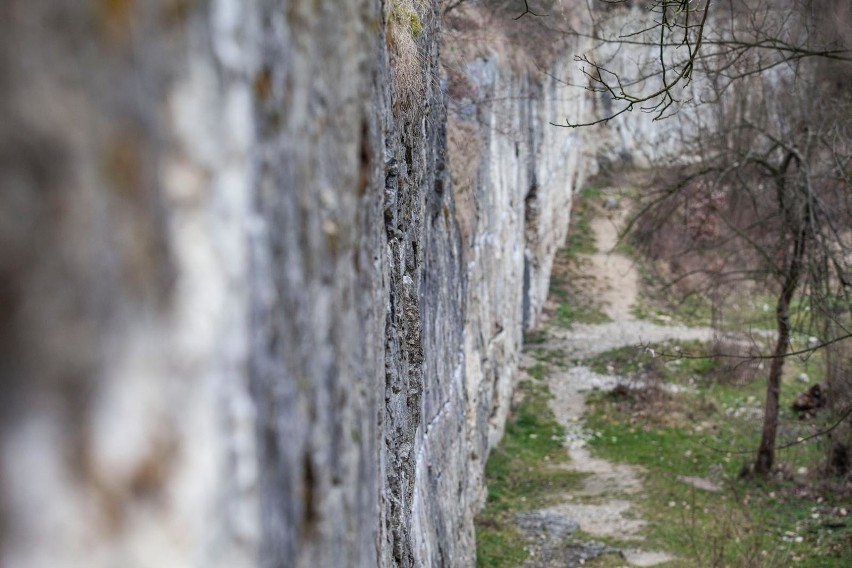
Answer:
[1,1,262,566]
[515,510,621,568]
[516,510,580,539]
[0,0,444,565]
[0,2,713,567]
[0,0,484,565]
[444,41,603,521]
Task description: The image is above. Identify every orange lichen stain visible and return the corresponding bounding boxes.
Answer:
[128,435,178,500]
[253,67,273,101]
[98,0,134,42]
[161,0,193,26]
[73,424,179,534]
[103,131,142,198]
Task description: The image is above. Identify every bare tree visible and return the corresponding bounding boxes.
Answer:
[624,13,852,474]
[554,0,852,126]
[490,0,852,476]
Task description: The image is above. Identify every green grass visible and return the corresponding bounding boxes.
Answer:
[546,184,611,329]
[476,373,586,567]
[529,349,568,369]
[523,328,548,345]
[588,339,828,415]
[582,342,852,567]
[565,185,603,256]
[586,410,851,566]
[630,265,840,343]
[631,283,715,327]
[587,341,723,385]
[552,300,610,328]
[525,362,549,381]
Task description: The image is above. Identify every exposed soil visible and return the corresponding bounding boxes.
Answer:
[586,207,639,321]
[517,188,717,567]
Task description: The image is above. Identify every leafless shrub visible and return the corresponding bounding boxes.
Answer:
[620,0,852,474]
[823,338,852,479]
[706,339,765,387]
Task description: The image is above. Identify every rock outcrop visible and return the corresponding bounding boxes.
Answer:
[0,1,701,567]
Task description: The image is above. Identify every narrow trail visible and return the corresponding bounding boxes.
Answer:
[516,189,715,567]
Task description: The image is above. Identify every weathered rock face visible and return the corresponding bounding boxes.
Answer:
[0,1,700,567]
[0,0,467,566]
[443,48,597,527]
[2,1,257,566]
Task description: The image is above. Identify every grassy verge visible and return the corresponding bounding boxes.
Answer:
[583,342,852,567]
[565,185,601,256]
[629,253,829,341]
[547,184,610,328]
[631,286,714,327]
[529,348,568,369]
[523,328,548,345]
[476,369,585,567]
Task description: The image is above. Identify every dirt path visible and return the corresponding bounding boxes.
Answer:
[587,209,639,321]
[516,190,714,567]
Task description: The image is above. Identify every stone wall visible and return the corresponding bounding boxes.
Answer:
[1,1,260,566]
[0,1,703,567]
[0,0,474,565]
[443,49,596,526]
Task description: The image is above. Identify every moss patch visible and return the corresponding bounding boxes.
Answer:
[547,184,611,328]
[476,373,585,567]
[584,342,852,567]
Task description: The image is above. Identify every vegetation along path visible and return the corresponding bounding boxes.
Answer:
[522,188,712,567]
[476,183,852,567]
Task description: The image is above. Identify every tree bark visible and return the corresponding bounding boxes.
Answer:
[755,286,794,474]
[755,218,807,475]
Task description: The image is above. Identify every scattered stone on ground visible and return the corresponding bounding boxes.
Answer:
[516,509,622,568]
[518,189,691,566]
[516,510,579,540]
[676,475,722,492]
[548,500,646,539]
[621,549,677,567]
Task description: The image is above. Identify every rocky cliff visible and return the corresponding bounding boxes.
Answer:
[0,1,689,567]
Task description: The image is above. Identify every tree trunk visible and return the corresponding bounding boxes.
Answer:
[755,288,794,474]
[755,224,807,475]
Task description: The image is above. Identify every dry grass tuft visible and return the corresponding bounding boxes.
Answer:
[386,0,429,112]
